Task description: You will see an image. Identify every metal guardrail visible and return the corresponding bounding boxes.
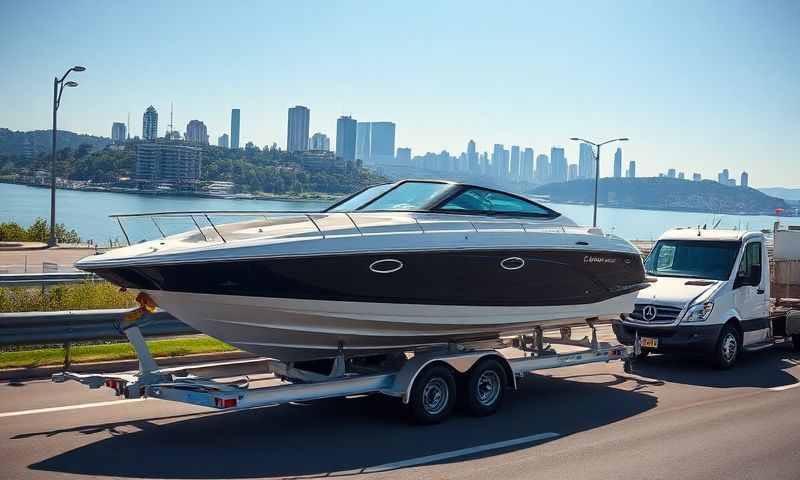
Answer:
[0,309,195,346]
[0,272,97,288]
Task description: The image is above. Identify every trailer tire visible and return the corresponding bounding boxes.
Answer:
[465,359,507,417]
[792,334,800,352]
[711,324,740,369]
[409,364,456,425]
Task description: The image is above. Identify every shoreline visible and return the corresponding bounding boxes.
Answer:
[544,199,798,218]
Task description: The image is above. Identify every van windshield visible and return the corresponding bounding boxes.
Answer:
[645,240,741,280]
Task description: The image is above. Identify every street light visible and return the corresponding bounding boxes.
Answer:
[569,136,629,228]
[49,66,85,247]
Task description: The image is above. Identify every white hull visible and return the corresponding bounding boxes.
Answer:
[145,290,638,361]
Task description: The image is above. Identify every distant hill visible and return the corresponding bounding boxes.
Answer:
[0,128,112,156]
[532,177,790,215]
[759,187,800,202]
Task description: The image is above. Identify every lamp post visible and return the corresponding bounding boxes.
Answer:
[569,136,629,228]
[49,66,86,247]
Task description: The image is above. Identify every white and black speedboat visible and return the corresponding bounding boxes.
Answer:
[77,180,648,362]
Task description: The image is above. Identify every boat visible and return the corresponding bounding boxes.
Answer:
[76,179,649,363]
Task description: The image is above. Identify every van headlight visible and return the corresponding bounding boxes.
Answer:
[683,302,714,322]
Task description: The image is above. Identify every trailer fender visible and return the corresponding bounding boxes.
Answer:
[384,350,515,403]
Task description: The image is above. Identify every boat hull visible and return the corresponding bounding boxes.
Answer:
[144,289,641,361]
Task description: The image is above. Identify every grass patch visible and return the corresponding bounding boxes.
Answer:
[0,335,236,369]
[0,281,137,312]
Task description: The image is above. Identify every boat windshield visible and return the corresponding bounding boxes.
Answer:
[438,187,554,216]
[359,182,452,211]
[645,240,741,280]
[326,183,394,212]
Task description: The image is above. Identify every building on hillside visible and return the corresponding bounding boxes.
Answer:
[298,150,345,171]
[218,133,229,148]
[718,169,730,184]
[369,122,396,165]
[467,140,478,173]
[741,171,749,188]
[535,154,550,182]
[578,143,594,179]
[613,147,623,178]
[627,160,636,178]
[287,105,310,152]
[550,147,567,182]
[185,120,209,145]
[568,163,578,181]
[396,147,411,163]
[667,168,676,178]
[142,106,158,141]
[111,122,127,144]
[727,178,736,187]
[335,116,357,161]
[230,108,240,149]
[678,172,685,180]
[510,146,520,179]
[355,122,371,162]
[693,173,701,181]
[521,147,534,181]
[136,143,202,187]
[309,132,330,151]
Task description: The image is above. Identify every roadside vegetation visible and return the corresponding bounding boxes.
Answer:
[0,281,136,312]
[0,336,236,369]
[0,218,80,243]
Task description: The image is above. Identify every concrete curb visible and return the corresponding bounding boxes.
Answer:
[0,350,257,382]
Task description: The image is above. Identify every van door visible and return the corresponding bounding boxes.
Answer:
[733,241,769,345]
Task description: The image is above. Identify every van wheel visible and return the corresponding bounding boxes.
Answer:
[465,359,507,416]
[711,325,740,369]
[409,365,456,425]
[792,334,800,352]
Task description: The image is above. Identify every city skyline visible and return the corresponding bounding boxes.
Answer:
[1,1,798,186]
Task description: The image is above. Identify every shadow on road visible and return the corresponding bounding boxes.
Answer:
[628,344,800,389]
[26,373,657,478]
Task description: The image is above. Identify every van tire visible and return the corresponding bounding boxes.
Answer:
[711,324,740,369]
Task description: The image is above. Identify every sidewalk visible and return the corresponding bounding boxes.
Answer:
[0,245,96,274]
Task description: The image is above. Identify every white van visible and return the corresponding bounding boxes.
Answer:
[613,228,800,368]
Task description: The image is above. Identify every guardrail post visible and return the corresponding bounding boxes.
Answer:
[63,341,72,371]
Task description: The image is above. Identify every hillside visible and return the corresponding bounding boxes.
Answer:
[759,187,800,202]
[0,128,112,156]
[532,177,790,215]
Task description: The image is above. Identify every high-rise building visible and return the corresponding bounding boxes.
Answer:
[467,140,478,173]
[741,171,749,188]
[355,122,371,162]
[550,147,567,182]
[535,154,550,182]
[613,147,623,178]
[218,133,229,148]
[491,144,505,178]
[667,168,676,178]
[335,116,357,161]
[136,143,202,184]
[568,164,578,181]
[510,146,520,179]
[287,105,310,153]
[578,143,594,179]
[718,169,730,184]
[396,147,411,163]
[111,122,127,144]
[230,108,240,149]
[185,120,209,145]
[692,173,701,181]
[521,148,534,180]
[480,152,489,174]
[142,106,158,141]
[309,132,330,151]
[628,160,636,178]
[370,122,396,164]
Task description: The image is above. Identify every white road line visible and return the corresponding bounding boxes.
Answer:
[0,398,145,418]
[356,432,560,474]
[769,383,800,392]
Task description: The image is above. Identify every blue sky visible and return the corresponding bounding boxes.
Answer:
[1,0,798,187]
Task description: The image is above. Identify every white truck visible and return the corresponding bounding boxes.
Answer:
[614,223,800,368]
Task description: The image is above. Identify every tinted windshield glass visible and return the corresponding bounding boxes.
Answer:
[327,183,393,212]
[645,240,740,280]
[439,188,553,216]
[360,182,451,211]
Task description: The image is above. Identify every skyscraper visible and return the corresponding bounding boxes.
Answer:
[467,140,478,173]
[370,122,396,164]
[230,108,240,149]
[185,120,209,145]
[510,146,520,179]
[568,164,578,181]
[550,147,567,182]
[335,115,357,161]
[578,143,594,179]
[218,133,229,148]
[613,147,623,178]
[535,154,550,182]
[521,148,534,180]
[718,169,730,184]
[741,171,749,187]
[309,132,330,151]
[355,122,371,162]
[491,144,505,178]
[287,105,310,153]
[142,106,158,141]
[396,147,411,163]
[111,122,126,144]
[628,161,636,178]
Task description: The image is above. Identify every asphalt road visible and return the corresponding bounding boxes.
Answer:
[1,344,799,479]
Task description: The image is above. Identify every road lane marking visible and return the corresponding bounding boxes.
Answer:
[356,432,560,473]
[0,398,145,418]
[769,383,800,392]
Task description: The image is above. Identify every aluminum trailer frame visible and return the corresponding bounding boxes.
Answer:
[53,316,634,423]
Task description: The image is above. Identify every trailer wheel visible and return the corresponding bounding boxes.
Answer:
[792,334,800,352]
[409,364,456,425]
[465,359,507,417]
[711,324,740,369]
